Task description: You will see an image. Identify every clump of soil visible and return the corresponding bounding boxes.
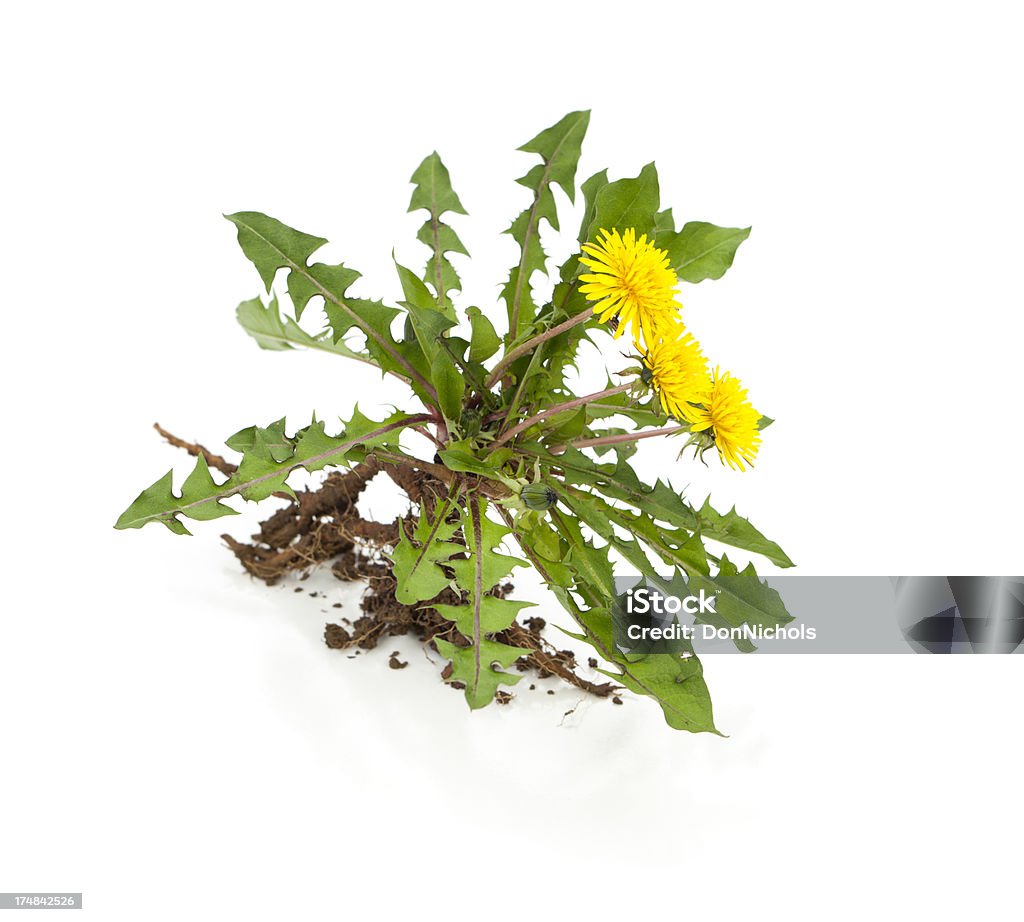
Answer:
[157,424,619,704]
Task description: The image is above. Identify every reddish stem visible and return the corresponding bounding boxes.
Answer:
[490,383,633,450]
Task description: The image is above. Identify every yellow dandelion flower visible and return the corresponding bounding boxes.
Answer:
[687,369,762,471]
[644,332,709,421]
[580,227,682,347]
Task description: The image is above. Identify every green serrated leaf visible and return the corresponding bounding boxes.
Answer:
[236,295,372,364]
[225,212,437,403]
[225,416,292,458]
[408,152,468,311]
[586,162,661,242]
[409,151,467,215]
[388,502,461,605]
[697,498,794,568]
[431,495,532,709]
[434,637,528,710]
[114,459,238,535]
[611,649,718,733]
[517,109,590,203]
[224,211,326,293]
[288,264,362,321]
[434,597,535,638]
[503,110,591,340]
[687,555,793,632]
[657,221,751,283]
[115,410,426,534]
[235,296,292,352]
[448,502,527,596]
[177,456,239,522]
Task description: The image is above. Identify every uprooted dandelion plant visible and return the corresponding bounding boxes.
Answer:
[116,110,794,733]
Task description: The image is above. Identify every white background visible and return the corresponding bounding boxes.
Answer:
[3,1,1023,919]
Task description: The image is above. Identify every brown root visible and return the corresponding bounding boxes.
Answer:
[154,422,237,476]
[153,424,619,703]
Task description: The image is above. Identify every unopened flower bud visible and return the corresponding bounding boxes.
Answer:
[520,483,559,511]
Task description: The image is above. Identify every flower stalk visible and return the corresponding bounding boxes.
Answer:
[484,305,591,388]
[570,425,686,450]
[491,382,633,449]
